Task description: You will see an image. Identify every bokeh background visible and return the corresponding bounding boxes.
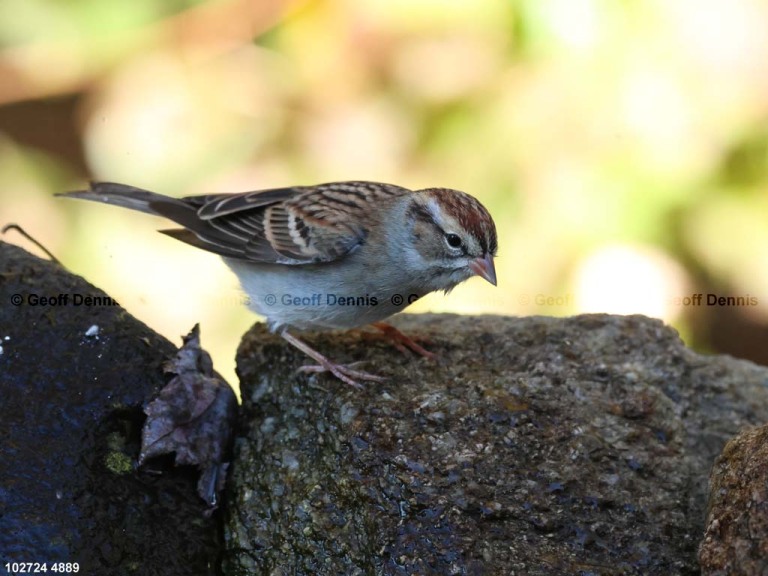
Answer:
[2,0,767,390]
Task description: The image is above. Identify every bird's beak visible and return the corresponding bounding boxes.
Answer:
[469,254,497,286]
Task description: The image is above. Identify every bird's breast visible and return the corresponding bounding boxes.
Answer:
[223,258,421,331]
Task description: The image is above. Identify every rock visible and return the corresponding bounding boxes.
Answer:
[699,424,768,575]
[224,313,768,575]
[0,241,223,575]
[7,235,767,575]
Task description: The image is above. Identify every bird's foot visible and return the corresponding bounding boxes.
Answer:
[371,322,437,360]
[296,361,385,389]
[281,330,385,389]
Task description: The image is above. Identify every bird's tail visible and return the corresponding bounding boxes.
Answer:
[57,182,246,258]
[56,182,175,216]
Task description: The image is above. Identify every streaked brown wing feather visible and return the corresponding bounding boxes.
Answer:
[196,188,297,218]
[270,181,410,263]
[185,181,412,265]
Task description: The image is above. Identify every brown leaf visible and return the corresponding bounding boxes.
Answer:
[139,324,237,508]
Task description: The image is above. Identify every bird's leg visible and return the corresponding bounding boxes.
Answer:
[280,330,386,389]
[371,322,437,360]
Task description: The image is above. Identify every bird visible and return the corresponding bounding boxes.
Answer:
[58,181,498,387]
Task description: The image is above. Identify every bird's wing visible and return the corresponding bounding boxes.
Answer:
[158,181,412,264]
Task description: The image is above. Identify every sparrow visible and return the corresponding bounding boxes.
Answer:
[58,181,498,387]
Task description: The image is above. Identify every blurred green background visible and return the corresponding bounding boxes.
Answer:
[2,0,767,390]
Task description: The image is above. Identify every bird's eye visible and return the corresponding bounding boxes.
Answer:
[444,233,463,249]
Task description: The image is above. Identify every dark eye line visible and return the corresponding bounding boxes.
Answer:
[409,202,469,256]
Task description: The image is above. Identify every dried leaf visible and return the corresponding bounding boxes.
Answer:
[139,324,237,508]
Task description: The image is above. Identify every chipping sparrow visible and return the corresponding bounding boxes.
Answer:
[59,181,498,387]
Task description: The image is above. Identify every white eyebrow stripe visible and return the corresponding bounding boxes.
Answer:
[425,197,444,223]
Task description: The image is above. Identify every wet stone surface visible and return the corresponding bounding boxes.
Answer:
[0,241,222,575]
[225,313,768,575]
